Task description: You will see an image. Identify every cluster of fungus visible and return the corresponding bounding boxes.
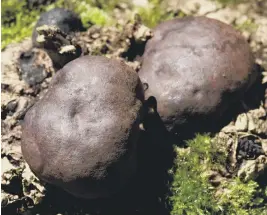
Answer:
[21,13,257,199]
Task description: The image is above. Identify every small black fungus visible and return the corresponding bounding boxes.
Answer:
[32,8,84,48]
[237,137,265,160]
[6,100,18,116]
[19,50,48,86]
[26,0,56,9]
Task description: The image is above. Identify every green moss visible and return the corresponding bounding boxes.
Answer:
[1,0,115,49]
[89,0,129,12]
[218,178,266,215]
[2,0,185,49]
[1,0,40,49]
[169,134,267,215]
[136,0,186,28]
[57,0,115,28]
[235,19,258,33]
[170,134,220,215]
[72,2,112,27]
[214,0,247,5]
[1,0,67,49]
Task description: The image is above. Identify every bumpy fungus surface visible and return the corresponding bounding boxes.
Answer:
[21,56,144,199]
[139,16,257,134]
[32,8,84,48]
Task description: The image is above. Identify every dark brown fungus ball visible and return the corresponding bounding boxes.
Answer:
[139,16,258,134]
[31,8,84,68]
[32,8,84,48]
[21,56,144,199]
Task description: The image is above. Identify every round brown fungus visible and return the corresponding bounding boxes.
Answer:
[21,56,144,199]
[139,16,258,134]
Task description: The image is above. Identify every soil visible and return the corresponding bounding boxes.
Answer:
[1,0,267,214]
